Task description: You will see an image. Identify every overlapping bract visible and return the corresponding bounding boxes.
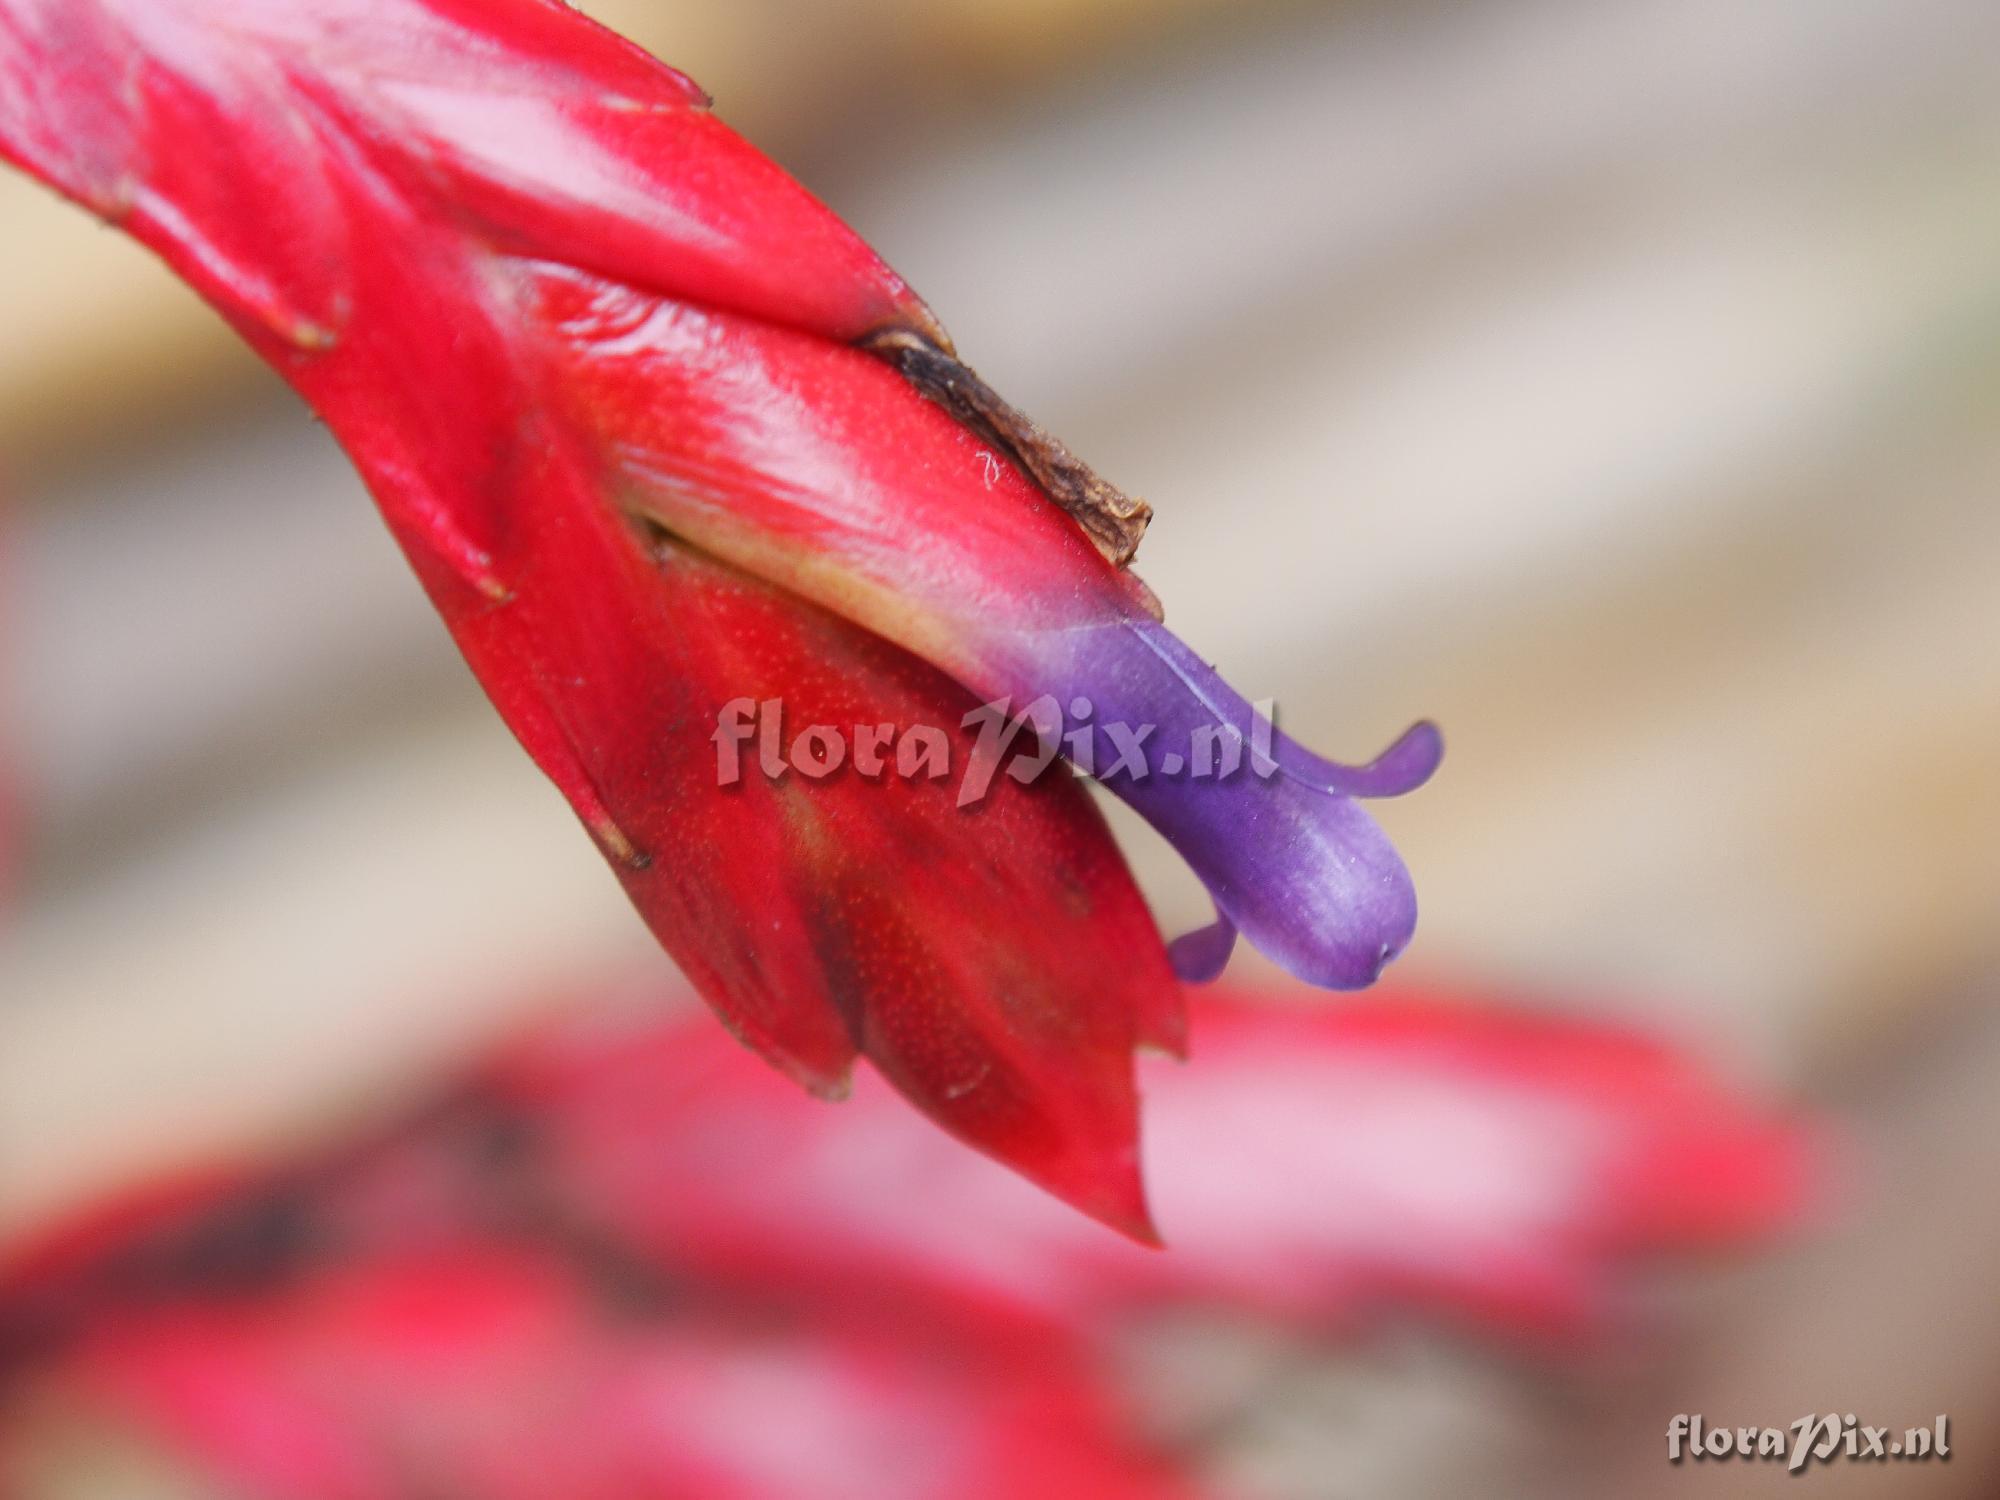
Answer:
[0,0,1435,1230]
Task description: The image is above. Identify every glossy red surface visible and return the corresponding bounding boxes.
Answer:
[0,0,1182,1232]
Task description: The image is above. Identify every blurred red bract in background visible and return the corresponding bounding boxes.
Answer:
[0,977,1816,1500]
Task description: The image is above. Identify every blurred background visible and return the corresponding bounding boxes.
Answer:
[1,0,1997,1494]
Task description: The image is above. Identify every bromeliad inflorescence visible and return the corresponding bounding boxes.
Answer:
[0,0,1438,1235]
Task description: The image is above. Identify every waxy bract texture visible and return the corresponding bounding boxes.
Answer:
[0,0,1437,1233]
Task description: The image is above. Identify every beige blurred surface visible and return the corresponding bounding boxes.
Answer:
[3,0,1998,1494]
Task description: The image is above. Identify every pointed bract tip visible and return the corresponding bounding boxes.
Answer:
[1036,1141,1162,1248]
[1083,1180,1165,1250]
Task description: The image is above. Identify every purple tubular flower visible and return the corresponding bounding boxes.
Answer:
[1019,619,1441,989]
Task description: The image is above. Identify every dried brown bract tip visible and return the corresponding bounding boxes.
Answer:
[866,327,1153,568]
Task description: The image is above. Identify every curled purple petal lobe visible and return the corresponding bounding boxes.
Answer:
[1276,719,1445,799]
[1140,630,1443,799]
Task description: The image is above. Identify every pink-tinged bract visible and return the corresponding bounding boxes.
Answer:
[0,0,1438,1231]
[472,981,1818,1341]
[3,1247,1204,1500]
[0,978,1818,1355]
[0,975,1815,1500]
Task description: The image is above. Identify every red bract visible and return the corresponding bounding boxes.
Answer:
[2,1246,1203,1500]
[0,0,1448,1237]
[0,0,1183,1235]
[0,980,1817,1357]
[0,979,1813,1500]
[475,982,1817,1341]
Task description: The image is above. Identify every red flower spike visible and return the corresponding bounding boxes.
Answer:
[6,1246,1205,1500]
[0,981,1813,1500]
[0,981,1817,1360]
[478,981,1819,1342]
[0,0,1189,1235]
